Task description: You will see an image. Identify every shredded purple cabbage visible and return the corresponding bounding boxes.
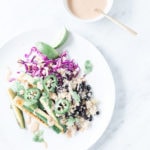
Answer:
[18,47,80,84]
[9,78,16,82]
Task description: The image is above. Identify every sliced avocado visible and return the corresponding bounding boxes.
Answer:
[8,88,25,129]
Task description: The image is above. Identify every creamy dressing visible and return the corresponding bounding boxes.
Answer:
[67,0,107,19]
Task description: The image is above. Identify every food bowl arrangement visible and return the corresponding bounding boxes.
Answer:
[1,26,115,150]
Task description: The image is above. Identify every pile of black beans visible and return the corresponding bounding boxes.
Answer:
[75,81,93,101]
[55,80,100,122]
[70,81,99,122]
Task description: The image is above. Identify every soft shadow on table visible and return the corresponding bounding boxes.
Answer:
[84,0,134,33]
[109,0,133,21]
[88,0,133,149]
[89,47,127,150]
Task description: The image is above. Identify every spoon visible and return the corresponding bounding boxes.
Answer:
[96,8,138,36]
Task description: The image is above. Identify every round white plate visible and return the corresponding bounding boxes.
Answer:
[0,26,115,150]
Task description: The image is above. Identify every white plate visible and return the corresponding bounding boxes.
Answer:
[0,27,115,150]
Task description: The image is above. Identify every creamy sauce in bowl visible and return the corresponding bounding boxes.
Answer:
[67,0,108,20]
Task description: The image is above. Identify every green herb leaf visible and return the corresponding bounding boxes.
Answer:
[11,81,25,95]
[66,117,76,127]
[24,99,38,107]
[84,60,93,74]
[33,130,44,143]
[36,42,59,59]
[71,91,80,103]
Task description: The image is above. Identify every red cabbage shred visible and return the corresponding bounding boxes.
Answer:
[18,47,80,84]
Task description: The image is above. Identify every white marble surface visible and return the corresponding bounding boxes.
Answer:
[0,0,150,149]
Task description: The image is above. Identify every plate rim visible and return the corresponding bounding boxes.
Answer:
[0,28,116,150]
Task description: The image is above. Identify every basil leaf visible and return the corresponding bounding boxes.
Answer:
[33,130,44,143]
[71,91,80,103]
[84,60,93,74]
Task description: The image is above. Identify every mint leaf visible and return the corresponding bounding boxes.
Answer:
[33,130,44,143]
[84,60,93,74]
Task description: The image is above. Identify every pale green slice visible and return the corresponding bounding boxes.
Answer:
[52,28,69,49]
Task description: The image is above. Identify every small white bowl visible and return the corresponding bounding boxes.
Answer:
[63,0,114,23]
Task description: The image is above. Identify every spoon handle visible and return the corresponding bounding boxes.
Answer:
[102,12,138,36]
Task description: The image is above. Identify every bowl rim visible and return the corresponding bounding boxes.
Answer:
[62,0,114,23]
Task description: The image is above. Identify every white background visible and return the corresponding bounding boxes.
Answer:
[0,0,150,150]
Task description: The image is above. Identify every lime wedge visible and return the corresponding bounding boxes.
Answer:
[52,28,69,49]
[35,28,69,59]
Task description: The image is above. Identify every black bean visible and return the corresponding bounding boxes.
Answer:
[79,111,82,116]
[63,77,67,80]
[82,104,86,107]
[84,114,89,120]
[58,80,63,86]
[81,107,85,112]
[78,93,82,98]
[96,111,100,115]
[82,106,86,110]
[75,84,78,91]
[81,81,86,88]
[79,84,83,92]
[89,115,93,121]
[54,88,58,95]
[65,112,69,118]
[84,97,88,101]
[76,126,80,131]
[76,106,80,110]
[86,96,91,101]
[65,85,69,92]
[87,92,92,97]
[65,73,69,78]
[59,103,63,107]
[74,109,78,113]
[71,113,75,118]
[77,86,81,92]
[44,110,48,114]
[76,84,81,92]
[80,109,86,116]
[65,85,68,89]
[71,98,74,105]
[66,89,69,92]
[65,73,72,81]
[52,99,55,104]
[86,85,91,91]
